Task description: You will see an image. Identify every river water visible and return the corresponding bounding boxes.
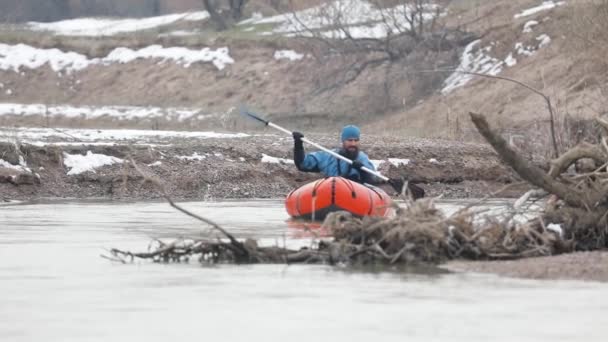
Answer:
[1,200,607,342]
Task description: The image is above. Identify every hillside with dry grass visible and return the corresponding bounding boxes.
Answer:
[0,0,605,145]
[370,0,608,149]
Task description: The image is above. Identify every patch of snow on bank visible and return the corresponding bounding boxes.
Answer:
[0,150,32,173]
[514,1,565,19]
[523,20,539,33]
[547,223,563,236]
[370,159,383,169]
[429,158,439,164]
[442,40,503,94]
[536,34,552,48]
[0,158,24,171]
[0,43,91,72]
[388,158,410,167]
[515,35,551,57]
[28,12,210,36]
[244,0,440,39]
[105,45,234,70]
[0,103,213,122]
[178,152,207,161]
[158,30,200,37]
[261,153,293,164]
[515,42,535,56]
[504,53,517,67]
[274,50,304,61]
[0,44,233,72]
[0,127,250,146]
[63,151,123,175]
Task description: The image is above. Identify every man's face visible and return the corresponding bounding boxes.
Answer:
[342,138,360,156]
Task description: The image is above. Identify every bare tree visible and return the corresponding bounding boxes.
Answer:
[201,0,249,31]
[285,0,469,106]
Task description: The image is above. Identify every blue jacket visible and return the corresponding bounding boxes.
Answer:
[296,149,377,184]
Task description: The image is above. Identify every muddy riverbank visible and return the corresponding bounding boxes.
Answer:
[446,252,608,282]
[0,128,525,201]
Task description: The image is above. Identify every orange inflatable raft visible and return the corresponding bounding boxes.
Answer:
[285,177,393,220]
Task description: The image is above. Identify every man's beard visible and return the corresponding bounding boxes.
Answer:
[342,146,359,160]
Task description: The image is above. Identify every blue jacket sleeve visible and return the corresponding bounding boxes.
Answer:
[297,151,324,172]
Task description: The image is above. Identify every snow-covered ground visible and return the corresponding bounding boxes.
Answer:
[63,151,123,175]
[0,43,234,72]
[241,0,441,39]
[0,103,217,122]
[514,1,566,19]
[441,40,504,94]
[274,50,304,61]
[27,12,210,36]
[442,30,553,94]
[261,153,294,165]
[0,127,250,146]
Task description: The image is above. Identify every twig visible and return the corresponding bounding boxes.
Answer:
[127,156,250,258]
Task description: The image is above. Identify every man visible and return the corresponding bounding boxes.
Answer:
[292,125,424,199]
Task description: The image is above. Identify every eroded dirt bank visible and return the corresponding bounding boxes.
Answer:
[0,131,520,201]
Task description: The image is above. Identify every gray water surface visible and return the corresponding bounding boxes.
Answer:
[1,200,607,342]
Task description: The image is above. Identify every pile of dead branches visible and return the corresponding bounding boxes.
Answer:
[470,112,608,251]
[108,195,566,266]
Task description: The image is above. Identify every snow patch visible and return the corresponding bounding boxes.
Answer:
[514,1,566,19]
[177,152,206,161]
[5,89,12,95]
[105,45,234,70]
[0,127,250,147]
[0,43,91,72]
[0,103,215,122]
[504,53,517,67]
[148,161,162,167]
[369,159,384,169]
[274,50,304,61]
[243,0,441,39]
[523,20,539,33]
[0,158,23,171]
[388,158,410,167]
[261,153,293,164]
[536,34,552,48]
[28,12,210,36]
[514,35,551,57]
[63,151,123,175]
[547,223,563,236]
[0,43,234,72]
[442,40,503,94]
[515,42,535,56]
[429,158,440,164]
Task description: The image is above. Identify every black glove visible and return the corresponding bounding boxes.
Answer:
[388,178,404,193]
[293,131,305,169]
[408,183,425,200]
[292,131,304,144]
[351,160,364,171]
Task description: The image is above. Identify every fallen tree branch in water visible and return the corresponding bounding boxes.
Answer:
[470,112,608,250]
[127,157,253,261]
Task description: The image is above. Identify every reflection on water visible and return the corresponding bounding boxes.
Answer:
[1,200,607,342]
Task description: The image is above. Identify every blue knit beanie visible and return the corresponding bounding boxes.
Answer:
[341,125,360,141]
